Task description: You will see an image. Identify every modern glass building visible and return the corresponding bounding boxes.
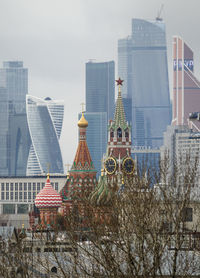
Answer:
[172,36,200,127]
[26,95,64,175]
[118,19,171,149]
[78,112,107,177]
[0,61,30,176]
[85,61,115,175]
[86,61,115,122]
[0,87,8,176]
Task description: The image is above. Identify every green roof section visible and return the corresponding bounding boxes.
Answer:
[113,84,127,129]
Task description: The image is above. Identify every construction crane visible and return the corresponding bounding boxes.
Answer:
[156,4,164,21]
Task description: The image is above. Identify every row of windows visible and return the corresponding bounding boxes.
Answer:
[1,191,36,201]
[1,182,58,191]
[3,204,29,214]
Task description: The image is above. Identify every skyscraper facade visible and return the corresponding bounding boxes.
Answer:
[118,19,171,149]
[0,61,30,176]
[85,61,115,176]
[86,61,115,121]
[172,36,200,127]
[26,95,64,175]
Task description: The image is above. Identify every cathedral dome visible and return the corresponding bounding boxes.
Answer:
[35,174,62,209]
[78,112,88,128]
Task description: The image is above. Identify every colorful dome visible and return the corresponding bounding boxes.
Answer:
[89,170,113,207]
[35,174,62,208]
[78,112,88,128]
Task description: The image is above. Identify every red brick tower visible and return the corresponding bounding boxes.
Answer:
[60,112,97,215]
[104,78,134,185]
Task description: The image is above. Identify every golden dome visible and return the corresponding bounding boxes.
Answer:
[78,112,88,128]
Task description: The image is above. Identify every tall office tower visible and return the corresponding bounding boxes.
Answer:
[0,61,30,176]
[0,88,8,175]
[26,95,64,175]
[85,61,115,176]
[118,19,171,149]
[172,36,200,127]
[86,61,115,121]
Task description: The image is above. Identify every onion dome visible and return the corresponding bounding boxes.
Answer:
[89,170,113,206]
[35,174,62,208]
[78,112,88,128]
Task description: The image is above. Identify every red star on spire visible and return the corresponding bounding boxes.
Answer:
[115,78,124,86]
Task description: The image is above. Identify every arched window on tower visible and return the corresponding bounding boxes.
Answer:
[117,128,122,138]
[110,129,114,138]
[125,129,129,139]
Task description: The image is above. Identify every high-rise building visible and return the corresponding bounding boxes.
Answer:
[86,61,115,121]
[0,61,31,176]
[118,19,171,149]
[0,87,8,176]
[26,95,64,175]
[85,61,115,176]
[172,36,200,127]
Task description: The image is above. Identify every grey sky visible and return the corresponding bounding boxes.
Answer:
[0,0,200,171]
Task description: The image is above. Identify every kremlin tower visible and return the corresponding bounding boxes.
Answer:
[34,174,62,228]
[104,78,134,184]
[60,111,97,215]
[89,78,134,220]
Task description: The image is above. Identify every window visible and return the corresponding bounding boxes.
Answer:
[182,207,193,222]
[117,128,122,138]
[28,192,31,200]
[10,183,13,191]
[6,192,9,200]
[15,183,18,191]
[17,204,28,214]
[6,183,9,191]
[1,183,4,191]
[33,192,36,199]
[24,192,27,200]
[3,204,15,214]
[37,183,40,191]
[19,192,22,200]
[55,183,58,191]
[15,192,18,200]
[28,183,31,191]
[42,183,45,188]
[19,183,22,191]
[24,183,27,191]
[1,192,4,200]
[10,192,13,200]
[33,183,36,191]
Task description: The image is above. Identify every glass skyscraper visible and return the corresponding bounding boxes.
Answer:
[0,61,30,176]
[26,95,64,175]
[85,61,115,176]
[86,61,115,122]
[118,19,171,149]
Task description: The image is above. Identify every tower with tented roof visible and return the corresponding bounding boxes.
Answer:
[60,111,97,215]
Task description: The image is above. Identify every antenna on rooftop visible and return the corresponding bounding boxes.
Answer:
[156,4,164,21]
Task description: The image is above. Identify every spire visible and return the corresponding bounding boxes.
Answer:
[113,78,127,129]
[70,111,95,172]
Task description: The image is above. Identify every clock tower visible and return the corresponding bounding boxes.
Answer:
[104,78,134,181]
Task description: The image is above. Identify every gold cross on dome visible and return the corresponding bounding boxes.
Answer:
[65,163,71,173]
[80,102,85,113]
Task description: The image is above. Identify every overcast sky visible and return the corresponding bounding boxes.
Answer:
[0,0,200,172]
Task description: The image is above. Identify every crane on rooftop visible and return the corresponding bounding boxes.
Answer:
[156,4,164,21]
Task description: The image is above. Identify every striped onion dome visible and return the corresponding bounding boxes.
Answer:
[35,174,62,208]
